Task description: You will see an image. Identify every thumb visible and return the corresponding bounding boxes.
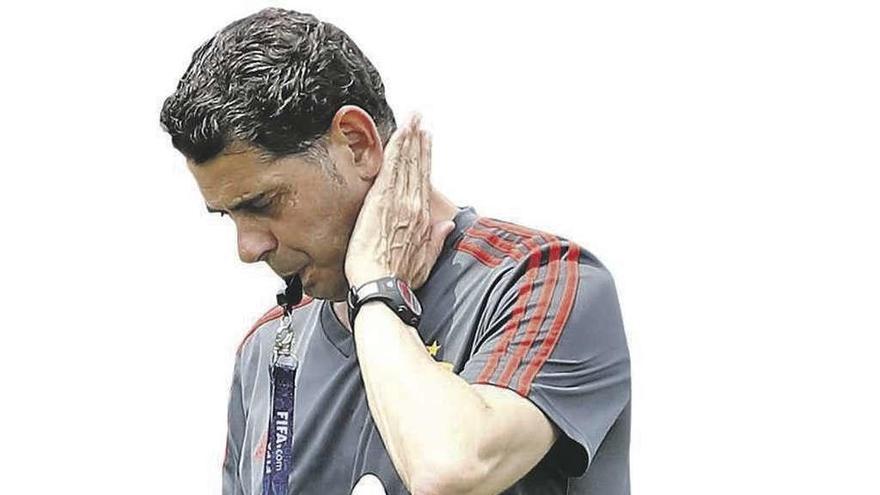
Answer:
[413,220,456,290]
[433,220,456,249]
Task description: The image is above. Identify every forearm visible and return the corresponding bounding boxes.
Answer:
[353,302,495,494]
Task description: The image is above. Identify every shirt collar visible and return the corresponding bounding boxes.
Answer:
[318,205,479,358]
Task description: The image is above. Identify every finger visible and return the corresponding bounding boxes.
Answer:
[403,118,425,198]
[421,129,432,211]
[394,127,409,197]
[412,127,430,238]
[435,220,456,246]
[407,112,423,197]
[411,129,429,241]
[396,119,418,207]
[377,123,409,189]
[382,125,406,168]
[415,220,456,289]
[423,129,431,178]
[426,220,454,263]
[409,112,422,134]
[386,124,411,196]
[390,127,418,252]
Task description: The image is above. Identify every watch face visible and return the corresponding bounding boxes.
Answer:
[396,279,421,316]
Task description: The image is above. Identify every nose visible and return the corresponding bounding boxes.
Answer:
[235,218,277,264]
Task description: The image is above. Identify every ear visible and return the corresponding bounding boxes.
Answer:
[329,105,383,176]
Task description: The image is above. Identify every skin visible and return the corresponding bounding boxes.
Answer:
[186,107,558,495]
[187,106,458,303]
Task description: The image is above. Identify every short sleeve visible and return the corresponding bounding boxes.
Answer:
[458,241,631,477]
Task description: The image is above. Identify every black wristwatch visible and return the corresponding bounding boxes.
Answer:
[347,276,422,332]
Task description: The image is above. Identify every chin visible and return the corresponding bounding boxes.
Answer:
[303,277,348,302]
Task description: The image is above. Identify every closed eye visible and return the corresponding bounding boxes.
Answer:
[247,197,273,212]
[240,197,275,216]
[205,186,286,218]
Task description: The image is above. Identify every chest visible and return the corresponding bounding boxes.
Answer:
[241,293,494,494]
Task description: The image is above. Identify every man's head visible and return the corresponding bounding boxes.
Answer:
[160,8,396,301]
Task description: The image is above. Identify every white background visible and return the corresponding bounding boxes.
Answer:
[1,0,878,493]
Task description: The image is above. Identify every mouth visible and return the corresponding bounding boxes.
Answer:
[278,271,305,307]
[280,264,300,278]
[285,273,302,286]
[281,264,309,285]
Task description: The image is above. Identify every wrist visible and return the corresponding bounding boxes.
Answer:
[347,268,395,290]
[347,276,423,333]
[354,302,421,346]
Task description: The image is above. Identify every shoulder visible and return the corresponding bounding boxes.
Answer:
[457,216,622,347]
[236,296,316,354]
[454,216,551,268]
[456,215,605,274]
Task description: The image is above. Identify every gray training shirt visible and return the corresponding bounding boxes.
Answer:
[222,206,631,494]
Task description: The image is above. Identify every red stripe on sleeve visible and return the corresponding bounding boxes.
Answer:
[479,217,548,240]
[468,220,555,384]
[496,240,564,388]
[468,221,525,260]
[476,249,542,382]
[474,220,546,257]
[455,239,505,267]
[458,218,549,267]
[515,244,581,396]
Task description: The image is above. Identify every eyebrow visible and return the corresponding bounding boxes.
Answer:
[205,186,283,214]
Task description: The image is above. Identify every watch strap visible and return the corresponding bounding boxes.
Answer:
[347,277,422,332]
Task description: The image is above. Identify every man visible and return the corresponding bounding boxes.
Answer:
[160,8,630,495]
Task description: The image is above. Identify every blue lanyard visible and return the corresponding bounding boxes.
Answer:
[262,312,298,495]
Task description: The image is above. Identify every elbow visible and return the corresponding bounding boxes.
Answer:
[407,456,491,495]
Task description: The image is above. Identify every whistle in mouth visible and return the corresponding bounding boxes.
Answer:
[276,274,303,313]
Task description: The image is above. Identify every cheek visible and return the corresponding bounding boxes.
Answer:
[277,179,363,262]
[310,214,359,267]
[309,220,350,258]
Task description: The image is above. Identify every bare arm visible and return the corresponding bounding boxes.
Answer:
[354,301,558,495]
[344,114,559,494]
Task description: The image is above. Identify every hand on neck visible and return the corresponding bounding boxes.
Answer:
[332,188,460,333]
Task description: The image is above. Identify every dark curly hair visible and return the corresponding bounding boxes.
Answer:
[159,8,396,165]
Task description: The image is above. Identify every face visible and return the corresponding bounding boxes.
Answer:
[186,108,383,301]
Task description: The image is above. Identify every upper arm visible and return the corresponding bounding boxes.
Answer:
[458,239,631,479]
[466,383,560,494]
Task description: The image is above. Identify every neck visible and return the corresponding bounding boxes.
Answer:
[332,188,459,332]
